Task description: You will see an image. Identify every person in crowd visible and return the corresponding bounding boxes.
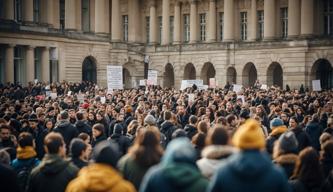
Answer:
[11,132,40,191]
[320,140,333,178]
[53,111,79,149]
[74,111,92,137]
[126,120,139,143]
[272,131,299,179]
[266,118,288,155]
[118,126,163,190]
[140,138,209,192]
[0,124,17,160]
[91,123,107,147]
[289,116,312,152]
[197,126,235,179]
[0,150,20,192]
[109,123,131,156]
[305,114,325,151]
[320,132,333,147]
[289,147,328,192]
[324,117,333,135]
[87,112,96,127]
[208,119,290,192]
[66,140,136,192]
[160,111,177,144]
[69,138,89,169]
[184,115,198,140]
[27,132,79,192]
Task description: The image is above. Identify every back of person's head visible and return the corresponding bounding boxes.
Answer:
[70,138,87,158]
[197,120,208,134]
[164,110,172,121]
[93,123,105,134]
[191,132,206,149]
[205,126,229,146]
[172,129,187,139]
[18,132,34,148]
[311,114,319,123]
[320,132,333,147]
[232,119,265,150]
[163,138,196,165]
[44,132,65,154]
[292,147,324,183]
[92,140,120,168]
[270,118,284,129]
[0,149,10,164]
[322,140,333,160]
[127,120,139,135]
[78,132,90,142]
[226,114,236,125]
[113,123,123,134]
[129,126,163,167]
[76,112,84,121]
[60,111,69,120]
[273,131,298,159]
[144,115,156,126]
[189,115,198,125]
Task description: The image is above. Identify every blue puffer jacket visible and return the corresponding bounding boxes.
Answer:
[207,150,291,192]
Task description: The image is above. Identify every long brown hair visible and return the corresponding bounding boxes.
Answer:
[128,126,163,167]
[292,147,324,187]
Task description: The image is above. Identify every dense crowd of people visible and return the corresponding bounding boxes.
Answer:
[1,81,333,192]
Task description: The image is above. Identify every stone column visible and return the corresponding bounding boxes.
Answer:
[207,0,216,42]
[111,0,121,41]
[264,0,276,40]
[4,0,14,20]
[173,2,181,44]
[189,0,197,43]
[223,0,234,42]
[41,47,50,83]
[22,0,33,23]
[288,0,300,38]
[46,0,54,26]
[5,45,14,83]
[149,1,157,44]
[301,0,313,37]
[95,0,105,33]
[161,0,170,45]
[129,0,141,42]
[249,0,257,41]
[65,0,76,30]
[76,0,82,31]
[52,0,60,29]
[26,46,35,83]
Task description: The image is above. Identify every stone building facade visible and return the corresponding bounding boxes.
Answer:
[0,0,332,89]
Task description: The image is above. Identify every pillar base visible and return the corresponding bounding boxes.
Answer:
[223,39,235,42]
[172,41,181,45]
[207,39,217,43]
[263,37,276,41]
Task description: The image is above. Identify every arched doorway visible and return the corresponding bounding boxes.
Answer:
[311,59,333,89]
[226,67,237,84]
[242,62,257,87]
[200,62,216,85]
[267,62,283,88]
[183,63,196,80]
[82,56,97,83]
[164,63,175,88]
[123,68,131,89]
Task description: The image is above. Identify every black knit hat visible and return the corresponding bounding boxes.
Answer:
[278,131,299,154]
[92,140,120,167]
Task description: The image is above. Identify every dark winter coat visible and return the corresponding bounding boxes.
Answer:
[27,154,79,192]
[53,120,79,147]
[0,164,20,192]
[266,126,287,155]
[160,121,177,144]
[289,179,328,192]
[207,150,291,192]
[110,133,131,156]
[184,124,197,140]
[74,120,92,137]
[92,134,107,147]
[291,126,312,152]
[321,153,333,179]
[305,122,324,151]
[69,157,88,169]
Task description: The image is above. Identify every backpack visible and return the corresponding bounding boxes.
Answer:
[17,159,37,192]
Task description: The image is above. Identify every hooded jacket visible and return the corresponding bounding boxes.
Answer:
[27,154,79,192]
[273,153,298,179]
[196,145,235,179]
[291,126,312,152]
[54,120,79,147]
[184,124,197,140]
[66,163,135,192]
[160,121,176,143]
[74,120,92,137]
[11,146,40,172]
[140,138,208,192]
[207,150,291,192]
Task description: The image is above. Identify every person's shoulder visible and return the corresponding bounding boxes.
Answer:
[114,178,136,192]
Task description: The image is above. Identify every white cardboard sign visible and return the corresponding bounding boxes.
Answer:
[107,65,123,90]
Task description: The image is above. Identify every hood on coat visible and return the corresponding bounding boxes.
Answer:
[67,163,133,192]
[57,120,71,128]
[201,145,236,160]
[161,121,175,131]
[162,138,197,165]
[273,153,298,165]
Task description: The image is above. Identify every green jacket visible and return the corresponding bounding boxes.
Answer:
[118,153,152,190]
[27,154,79,192]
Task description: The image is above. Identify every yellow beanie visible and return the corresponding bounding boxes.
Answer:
[232,119,265,150]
